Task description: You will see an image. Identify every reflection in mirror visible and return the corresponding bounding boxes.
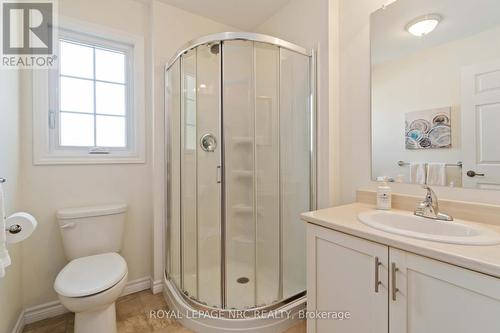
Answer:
[371,0,500,190]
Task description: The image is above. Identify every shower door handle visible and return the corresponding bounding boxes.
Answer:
[200,133,217,152]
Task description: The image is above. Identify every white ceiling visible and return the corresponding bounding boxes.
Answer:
[158,0,292,30]
[371,0,500,65]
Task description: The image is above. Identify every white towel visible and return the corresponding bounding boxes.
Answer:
[427,163,447,186]
[410,163,427,185]
[0,183,11,278]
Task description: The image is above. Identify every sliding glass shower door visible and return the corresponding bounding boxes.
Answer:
[179,45,222,308]
[223,41,282,308]
[166,36,312,311]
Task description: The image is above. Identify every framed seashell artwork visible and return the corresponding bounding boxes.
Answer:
[405,107,451,149]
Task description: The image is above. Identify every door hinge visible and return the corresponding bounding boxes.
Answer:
[217,165,222,183]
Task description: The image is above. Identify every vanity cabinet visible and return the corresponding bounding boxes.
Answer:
[390,248,500,333]
[307,224,500,333]
[306,224,389,333]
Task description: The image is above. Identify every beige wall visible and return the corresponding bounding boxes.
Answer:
[0,70,23,333]
[20,0,153,308]
[338,0,500,204]
[255,0,336,208]
[13,0,238,315]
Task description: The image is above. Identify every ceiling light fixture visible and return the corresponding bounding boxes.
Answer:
[405,14,442,37]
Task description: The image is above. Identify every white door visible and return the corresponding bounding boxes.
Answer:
[462,60,500,189]
[390,248,500,333]
[306,224,389,333]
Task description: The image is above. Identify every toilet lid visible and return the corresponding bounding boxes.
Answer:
[54,253,127,298]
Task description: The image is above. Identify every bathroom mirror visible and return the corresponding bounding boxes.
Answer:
[371,0,500,190]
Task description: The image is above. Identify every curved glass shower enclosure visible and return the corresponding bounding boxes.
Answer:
[165,33,315,312]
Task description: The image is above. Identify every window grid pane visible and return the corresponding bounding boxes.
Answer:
[59,111,95,147]
[60,40,94,79]
[95,48,126,84]
[60,76,94,113]
[95,81,126,116]
[58,38,127,149]
[96,115,127,147]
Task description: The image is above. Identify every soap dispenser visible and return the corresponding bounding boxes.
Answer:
[376,182,392,210]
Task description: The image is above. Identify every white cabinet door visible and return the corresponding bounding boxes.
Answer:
[390,248,500,333]
[307,224,389,333]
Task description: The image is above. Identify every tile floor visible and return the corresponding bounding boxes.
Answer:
[22,290,306,333]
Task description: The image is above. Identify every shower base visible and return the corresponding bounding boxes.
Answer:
[162,275,306,333]
[181,261,303,310]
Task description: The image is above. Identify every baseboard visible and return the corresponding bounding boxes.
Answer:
[24,300,68,325]
[122,276,151,296]
[23,276,153,325]
[150,278,163,294]
[10,310,24,333]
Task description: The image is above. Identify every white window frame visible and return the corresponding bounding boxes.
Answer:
[33,18,145,164]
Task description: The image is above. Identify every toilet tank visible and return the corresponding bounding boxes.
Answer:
[57,204,127,261]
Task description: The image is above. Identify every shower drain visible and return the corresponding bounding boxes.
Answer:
[237,277,250,284]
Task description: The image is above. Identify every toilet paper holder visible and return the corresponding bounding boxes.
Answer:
[4,211,37,243]
[6,224,22,234]
[1,178,37,242]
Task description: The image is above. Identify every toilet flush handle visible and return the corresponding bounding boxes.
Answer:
[60,222,76,229]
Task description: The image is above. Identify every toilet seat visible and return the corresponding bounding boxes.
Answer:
[55,252,127,298]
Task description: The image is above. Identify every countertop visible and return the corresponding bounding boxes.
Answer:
[301,203,500,279]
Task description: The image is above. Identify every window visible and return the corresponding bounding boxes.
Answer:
[33,23,145,164]
[57,39,128,148]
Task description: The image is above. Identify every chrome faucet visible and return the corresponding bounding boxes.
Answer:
[414,186,453,221]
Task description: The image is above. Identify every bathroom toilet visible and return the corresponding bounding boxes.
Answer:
[54,204,128,333]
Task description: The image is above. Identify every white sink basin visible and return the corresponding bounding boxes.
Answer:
[358,210,500,245]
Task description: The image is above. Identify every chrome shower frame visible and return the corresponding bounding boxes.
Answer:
[164,32,317,317]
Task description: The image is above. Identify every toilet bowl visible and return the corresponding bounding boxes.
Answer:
[54,204,127,333]
[55,253,128,333]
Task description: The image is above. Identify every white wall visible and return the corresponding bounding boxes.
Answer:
[338,0,500,205]
[372,26,500,186]
[255,0,337,208]
[0,70,22,333]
